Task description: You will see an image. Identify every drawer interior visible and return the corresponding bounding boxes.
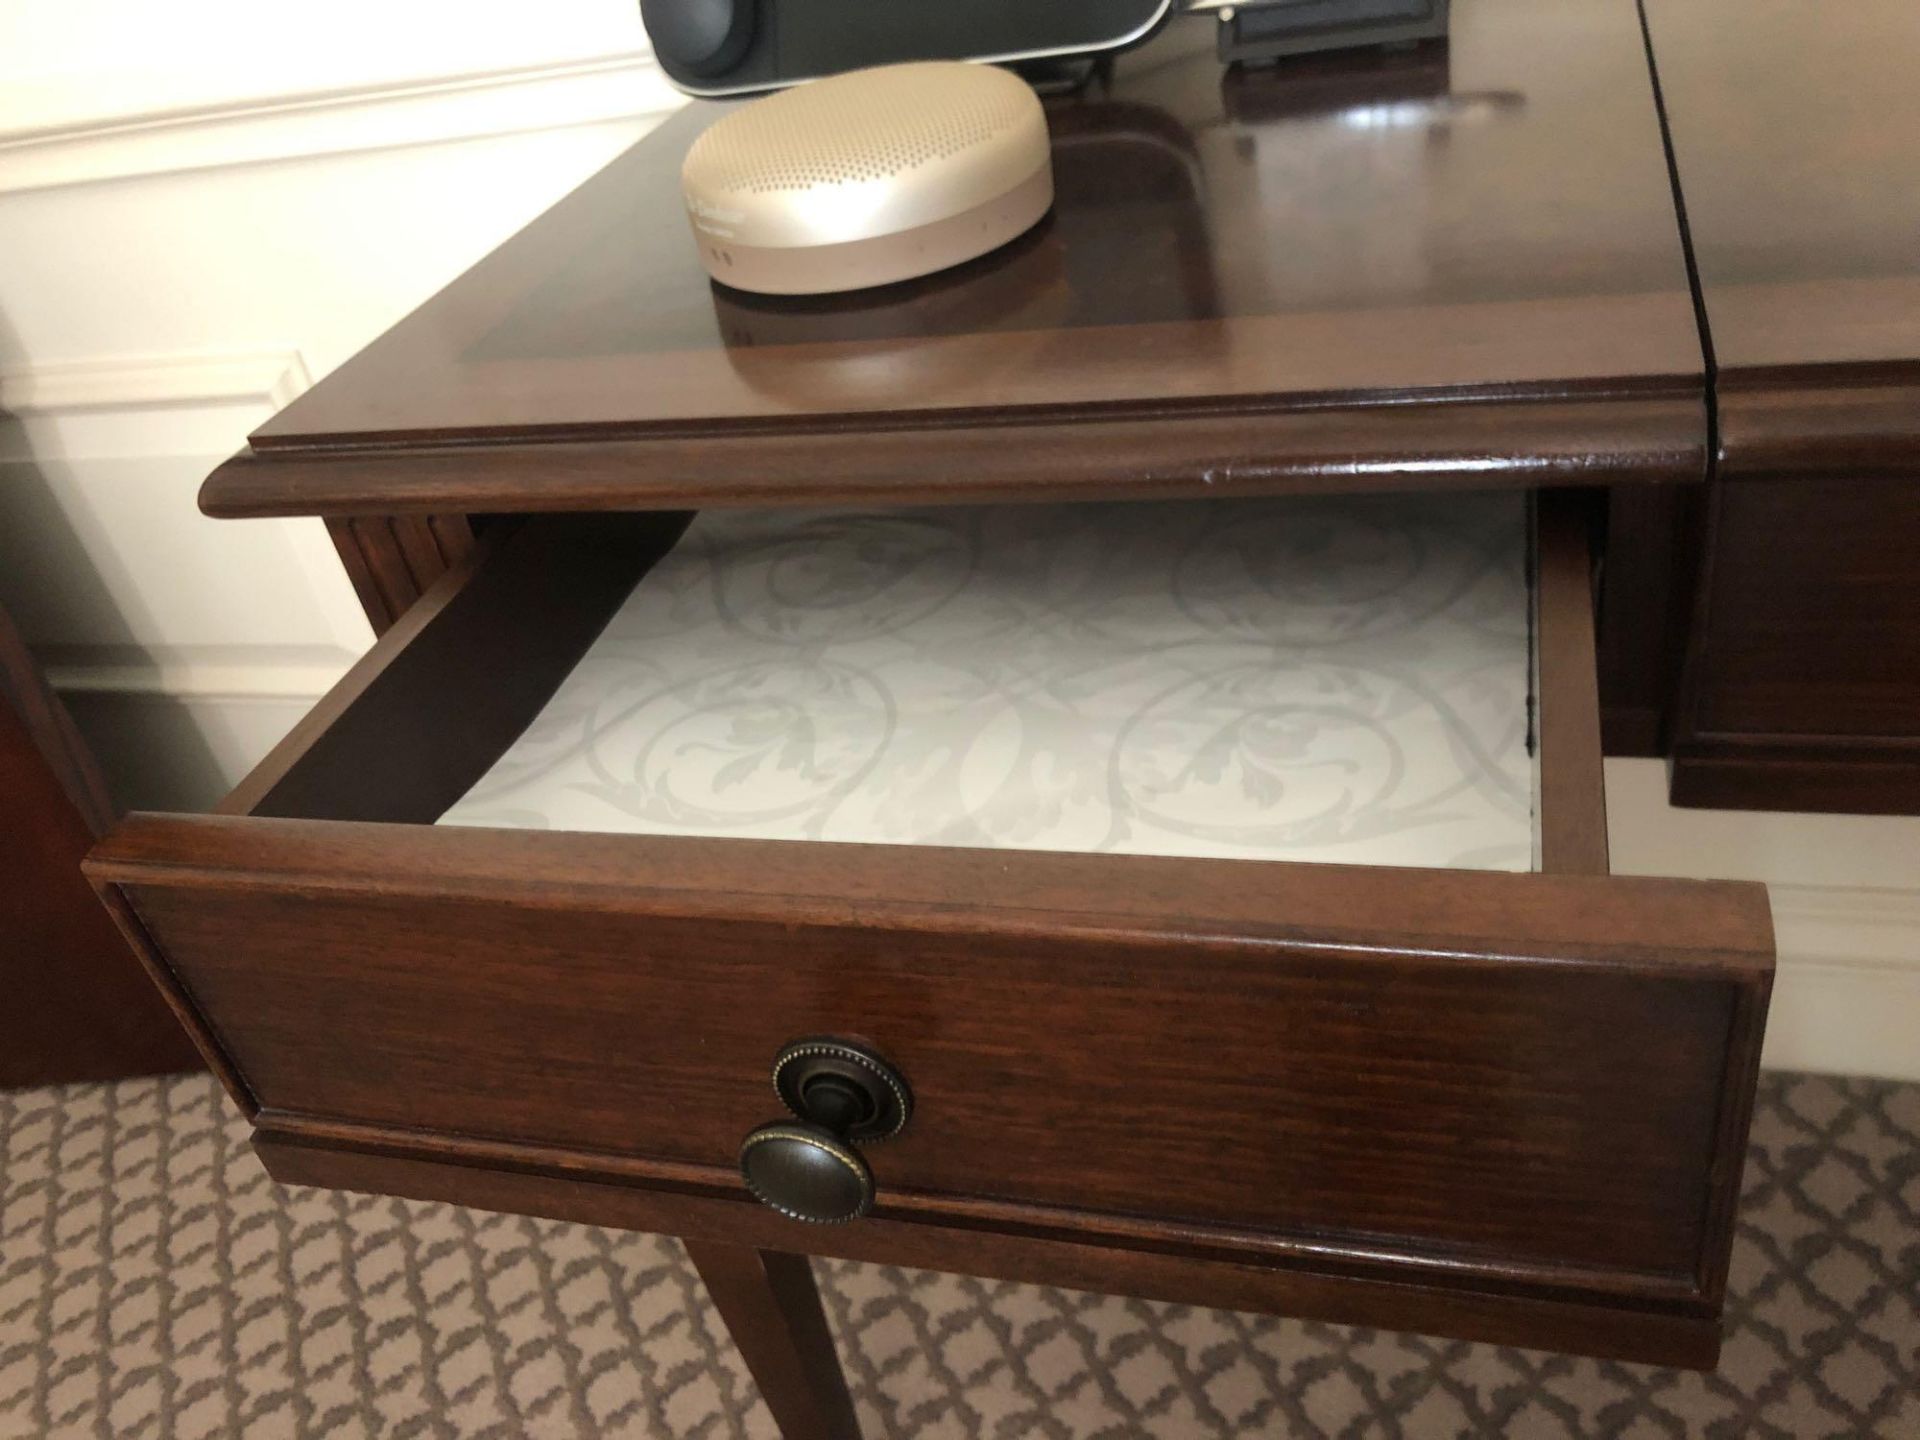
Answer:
[227,489,1606,874]
[439,494,1537,870]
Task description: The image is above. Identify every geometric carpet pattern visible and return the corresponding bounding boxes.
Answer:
[2,1071,1915,1439]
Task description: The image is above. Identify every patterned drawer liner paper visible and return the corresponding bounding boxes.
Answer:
[440,493,1535,872]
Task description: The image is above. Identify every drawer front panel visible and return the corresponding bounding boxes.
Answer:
[110,821,1769,1296]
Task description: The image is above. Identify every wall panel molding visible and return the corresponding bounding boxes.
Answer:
[0,345,371,715]
[0,349,313,467]
[1769,883,1920,970]
[1765,882,1920,1081]
[0,50,681,195]
[0,29,673,803]
[1605,757,1920,1082]
[1,349,310,420]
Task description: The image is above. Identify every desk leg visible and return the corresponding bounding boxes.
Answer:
[685,1239,863,1440]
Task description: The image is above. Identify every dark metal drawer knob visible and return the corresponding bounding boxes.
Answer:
[738,1038,912,1224]
[739,1123,874,1223]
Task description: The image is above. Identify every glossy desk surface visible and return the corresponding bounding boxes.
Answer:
[1645,0,1920,479]
[207,0,1702,517]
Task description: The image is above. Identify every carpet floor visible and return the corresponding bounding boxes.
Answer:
[1,1071,1914,1439]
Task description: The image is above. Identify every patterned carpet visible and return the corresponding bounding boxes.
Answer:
[1,1073,1915,1439]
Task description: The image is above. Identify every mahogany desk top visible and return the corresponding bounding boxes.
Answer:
[1645,0,1920,483]
[201,0,1705,520]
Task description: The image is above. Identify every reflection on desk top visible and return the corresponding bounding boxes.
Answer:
[1644,0,1920,480]
[211,0,1702,518]
[1647,0,1920,378]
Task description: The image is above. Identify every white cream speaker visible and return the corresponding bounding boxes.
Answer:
[680,62,1055,295]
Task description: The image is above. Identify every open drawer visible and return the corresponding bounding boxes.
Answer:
[86,491,1771,1368]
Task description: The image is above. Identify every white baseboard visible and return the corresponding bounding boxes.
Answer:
[0,51,682,194]
[0,349,311,414]
[1762,884,1920,1081]
[1765,957,1920,1083]
[1607,758,1920,1082]
[41,651,357,701]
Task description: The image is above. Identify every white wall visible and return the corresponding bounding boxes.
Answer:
[0,0,682,808]
[1,4,1913,1079]
[2,1,652,136]
[1606,760,1920,1082]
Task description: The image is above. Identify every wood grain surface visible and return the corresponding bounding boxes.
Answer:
[1595,484,1695,756]
[83,504,1771,1342]
[684,1243,862,1440]
[1534,492,1610,873]
[253,1134,1726,1368]
[1645,0,1920,809]
[1646,0,1920,478]
[1,604,201,1085]
[91,809,1771,1306]
[201,0,1704,518]
[1645,0,1920,378]
[220,514,689,824]
[324,515,477,634]
[1671,477,1920,812]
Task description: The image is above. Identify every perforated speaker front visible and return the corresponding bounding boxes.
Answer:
[681,62,1054,294]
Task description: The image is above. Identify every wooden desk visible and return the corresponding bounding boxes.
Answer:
[87,5,1786,1436]
[1645,0,1920,812]
[201,0,1702,522]
[216,0,1727,766]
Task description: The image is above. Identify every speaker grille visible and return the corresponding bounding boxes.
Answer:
[686,62,1037,194]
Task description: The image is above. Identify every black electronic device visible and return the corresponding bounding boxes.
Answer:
[638,1,1452,97]
[1198,0,1449,65]
[640,0,1174,95]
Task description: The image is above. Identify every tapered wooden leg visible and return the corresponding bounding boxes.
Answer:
[684,1240,863,1440]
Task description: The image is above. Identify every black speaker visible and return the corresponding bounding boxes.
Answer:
[638,0,1173,95]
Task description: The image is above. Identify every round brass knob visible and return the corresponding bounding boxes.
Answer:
[738,1122,874,1224]
[738,1038,911,1223]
